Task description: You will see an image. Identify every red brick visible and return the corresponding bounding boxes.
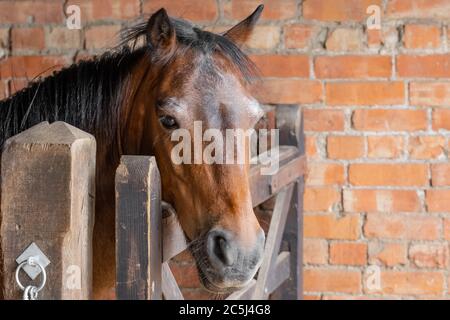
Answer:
[303,0,382,22]
[352,109,427,131]
[250,55,309,77]
[404,25,441,49]
[305,135,319,159]
[11,27,45,51]
[409,244,448,269]
[367,26,400,51]
[431,164,450,186]
[408,136,446,159]
[369,242,407,267]
[85,25,121,50]
[8,78,30,95]
[169,262,200,288]
[367,29,381,49]
[410,82,450,107]
[256,79,322,104]
[326,82,404,106]
[367,136,404,159]
[445,219,450,240]
[0,80,7,100]
[304,213,360,240]
[284,24,319,49]
[344,189,421,213]
[304,239,328,265]
[67,0,140,21]
[46,27,82,50]
[304,268,361,293]
[364,213,440,240]
[380,271,444,296]
[398,55,450,78]
[306,163,345,186]
[304,109,344,132]
[304,187,340,212]
[432,109,450,130]
[325,28,363,52]
[426,190,450,213]
[316,56,391,79]
[224,0,298,21]
[0,1,63,24]
[327,136,364,159]
[387,0,450,19]
[143,0,218,21]
[330,242,367,266]
[0,28,9,50]
[349,163,428,186]
[0,56,69,80]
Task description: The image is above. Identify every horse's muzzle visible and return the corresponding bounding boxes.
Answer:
[199,227,265,292]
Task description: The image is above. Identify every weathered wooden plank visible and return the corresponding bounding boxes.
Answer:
[266,251,290,294]
[115,156,162,300]
[272,104,304,300]
[252,184,294,299]
[0,121,95,300]
[250,146,304,207]
[271,180,303,300]
[161,262,184,300]
[162,212,187,263]
[276,105,303,150]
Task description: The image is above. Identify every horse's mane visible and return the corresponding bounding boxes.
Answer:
[0,48,146,148]
[0,16,257,149]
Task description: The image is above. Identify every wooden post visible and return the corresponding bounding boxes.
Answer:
[115,156,162,300]
[0,121,96,300]
[272,105,304,300]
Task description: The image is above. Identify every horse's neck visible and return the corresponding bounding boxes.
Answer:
[118,59,156,156]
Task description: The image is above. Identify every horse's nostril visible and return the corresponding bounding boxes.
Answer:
[215,236,234,266]
[207,230,236,268]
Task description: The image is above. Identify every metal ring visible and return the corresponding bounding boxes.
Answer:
[15,258,47,293]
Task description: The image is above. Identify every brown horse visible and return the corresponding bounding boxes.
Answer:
[0,6,266,299]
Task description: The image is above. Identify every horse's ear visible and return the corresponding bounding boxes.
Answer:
[223,4,264,46]
[146,8,176,51]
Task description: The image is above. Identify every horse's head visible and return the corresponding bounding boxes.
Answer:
[131,6,265,293]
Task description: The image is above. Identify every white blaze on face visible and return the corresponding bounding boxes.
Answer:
[247,98,265,124]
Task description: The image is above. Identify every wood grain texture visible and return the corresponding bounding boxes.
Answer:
[0,121,96,299]
[161,262,184,300]
[115,156,162,300]
[253,185,294,299]
[272,105,304,300]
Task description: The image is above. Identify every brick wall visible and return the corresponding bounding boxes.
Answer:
[0,0,449,299]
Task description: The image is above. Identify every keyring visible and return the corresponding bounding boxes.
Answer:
[15,257,47,293]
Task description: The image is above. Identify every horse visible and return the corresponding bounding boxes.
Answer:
[0,5,266,299]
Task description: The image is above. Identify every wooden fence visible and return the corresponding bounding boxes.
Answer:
[0,105,304,300]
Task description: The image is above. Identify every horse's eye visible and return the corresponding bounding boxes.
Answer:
[159,115,178,129]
